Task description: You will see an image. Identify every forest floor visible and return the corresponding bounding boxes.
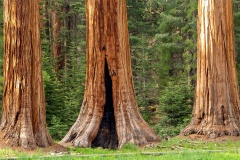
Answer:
[1,135,240,159]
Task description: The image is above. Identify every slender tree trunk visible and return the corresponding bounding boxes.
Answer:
[60,0,160,148]
[52,8,65,74]
[0,0,54,149]
[52,1,72,79]
[181,0,240,138]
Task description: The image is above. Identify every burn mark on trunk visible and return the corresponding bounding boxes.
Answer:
[221,105,225,125]
[202,112,205,119]
[14,111,20,125]
[102,45,106,51]
[92,60,118,149]
[198,112,205,124]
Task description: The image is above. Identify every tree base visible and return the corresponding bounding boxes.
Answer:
[181,124,240,138]
[0,132,66,152]
[0,123,54,150]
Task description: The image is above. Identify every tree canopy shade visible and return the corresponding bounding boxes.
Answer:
[60,0,160,148]
[0,0,54,149]
[181,0,240,137]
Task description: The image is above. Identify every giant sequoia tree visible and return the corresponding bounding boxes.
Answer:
[181,0,240,137]
[0,0,54,149]
[60,0,160,148]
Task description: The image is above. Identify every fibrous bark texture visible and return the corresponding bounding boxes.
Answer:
[0,0,54,149]
[181,0,240,138]
[61,0,160,148]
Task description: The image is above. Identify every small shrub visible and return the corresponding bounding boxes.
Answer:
[48,115,68,140]
[154,79,193,138]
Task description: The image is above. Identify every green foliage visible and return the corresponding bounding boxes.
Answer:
[154,118,191,138]
[154,79,193,137]
[48,115,68,140]
[40,0,86,140]
[159,81,193,126]
[127,0,161,122]
[234,1,240,85]
[127,0,197,125]
[153,0,197,86]
[144,0,197,138]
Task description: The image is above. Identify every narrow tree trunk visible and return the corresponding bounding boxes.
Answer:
[0,0,54,149]
[60,0,160,148]
[181,0,240,138]
[52,9,65,74]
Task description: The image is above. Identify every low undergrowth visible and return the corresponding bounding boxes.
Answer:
[1,137,240,159]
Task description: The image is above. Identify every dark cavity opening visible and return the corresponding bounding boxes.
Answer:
[221,105,225,125]
[92,61,118,149]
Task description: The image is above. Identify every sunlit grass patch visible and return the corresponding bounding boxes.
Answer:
[0,148,22,158]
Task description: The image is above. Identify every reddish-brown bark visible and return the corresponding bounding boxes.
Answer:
[181,0,240,138]
[0,0,54,149]
[60,0,160,148]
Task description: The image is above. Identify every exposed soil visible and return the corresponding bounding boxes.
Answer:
[177,134,240,142]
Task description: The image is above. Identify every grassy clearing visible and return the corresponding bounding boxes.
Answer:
[1,137,240,159]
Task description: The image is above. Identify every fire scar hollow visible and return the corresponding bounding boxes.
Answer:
[60,0,160,148]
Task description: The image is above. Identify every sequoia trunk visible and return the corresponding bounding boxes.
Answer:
[60,0,160,148]
[0,0,54,149]
[181,0,240,137]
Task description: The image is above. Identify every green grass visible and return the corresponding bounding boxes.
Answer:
[1,138,240,159]
[12,152,240,160]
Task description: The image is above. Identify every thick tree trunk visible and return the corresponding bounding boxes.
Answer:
[181,0,240,138]
[60,0,160,148]
[0,0,54,149]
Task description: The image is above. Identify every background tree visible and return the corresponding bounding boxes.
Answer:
[40,0,86,139]
[0,0,54,149]
[146,0,197,137]
[127,0,160,122]
[60,0,160,148]
[51,1,64,75]
[181,0,240,138]
[234,0,240,83]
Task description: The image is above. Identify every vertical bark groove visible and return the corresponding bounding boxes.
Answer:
[0,0,54,149]
[181,0,240,138]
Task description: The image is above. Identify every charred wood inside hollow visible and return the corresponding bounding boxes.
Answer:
[92,61,118,149]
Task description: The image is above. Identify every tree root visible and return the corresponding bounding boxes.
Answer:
[180,124,240,139]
